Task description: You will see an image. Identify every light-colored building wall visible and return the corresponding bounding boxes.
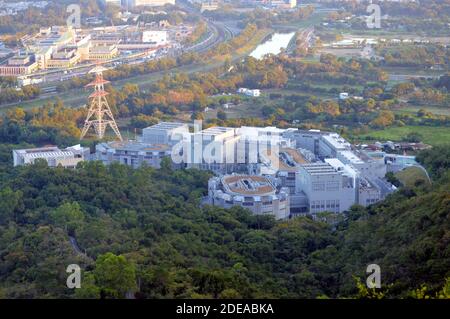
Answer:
[142,30,168,45]
[141,122,189,145]
[358,178,382,206]
[13,145,89,168]
[132,0,175,7]
[299,163,356,214]
[0,62,38,76]
[208,175,290,220]
[95,141,172,169]
[47,51,81,69]
[88,45,119,60]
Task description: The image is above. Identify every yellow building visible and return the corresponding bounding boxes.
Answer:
[34,46,53,70]
[88,44,119,61]
[0,55,39,76]
[47,49,81,69]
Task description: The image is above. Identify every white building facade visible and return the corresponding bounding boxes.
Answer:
[13,145,89,168]
[208,174,290,220]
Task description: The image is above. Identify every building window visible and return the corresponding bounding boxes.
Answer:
[326,181,340,191]
[312,182,325,191]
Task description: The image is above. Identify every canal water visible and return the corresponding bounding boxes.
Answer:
[250,32,296,59]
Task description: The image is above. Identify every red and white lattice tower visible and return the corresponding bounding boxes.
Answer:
[80,65,122,141]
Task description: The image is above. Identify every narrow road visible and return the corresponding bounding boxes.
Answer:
[69,235,93,262]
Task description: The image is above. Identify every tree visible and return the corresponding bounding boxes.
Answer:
[74,273,101,299]
[385,172,401,187]
[402,132,423,143]
[0,187,23,224]
[49,202,84,235]
[93,253,136,299]
[217,110,227,121]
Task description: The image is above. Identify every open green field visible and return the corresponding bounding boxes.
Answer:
[395,166,431,188]
[205,99,264,120]
[272,12,328,31]
[358,125,450,146]
[396,105,450,117]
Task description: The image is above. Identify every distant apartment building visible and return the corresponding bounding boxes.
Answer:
[13,145,89,168]
[208,174,290,220]
[130,0,176,7]
[46,48,81,69]
[142,30,168,45]
[101,0,122,6]
[88,44,119,61]
[0,54,39,76]
[200,1,220,12]
[3,23,171,79]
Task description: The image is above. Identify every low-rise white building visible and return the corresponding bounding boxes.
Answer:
[13,145,89,168]
[237,88,261,97]
[208,174,290,220]
[95,140,172,169]
[142,30,168,45]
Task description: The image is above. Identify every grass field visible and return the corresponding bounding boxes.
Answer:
[395,166,431,187]
[205,99,264,120]
[272,12,327,31]
[396,105,450,117]
[358,125,450,146]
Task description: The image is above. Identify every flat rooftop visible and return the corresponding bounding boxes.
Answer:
[321,134,352,150]
[103,141,170,152]
[325,158,358,178]
[222,175,276,196]
[144,122,188,131]
[302,163,338,175]
[292,129,331,136]
[14,146,60,154]
[262,148,309,172]
[339,150,365,164]
[200,126,235,136]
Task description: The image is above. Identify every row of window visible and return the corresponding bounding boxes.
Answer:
[224,199,285,207]
[312,181,340,192]
[311,200,340,210]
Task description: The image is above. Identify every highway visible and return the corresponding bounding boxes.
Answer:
[1,2,237,106]
[16,1,230,97]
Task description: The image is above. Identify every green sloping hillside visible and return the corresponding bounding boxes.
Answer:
[0,147,448,299]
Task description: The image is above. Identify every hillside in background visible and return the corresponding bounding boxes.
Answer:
[0,147,448,299]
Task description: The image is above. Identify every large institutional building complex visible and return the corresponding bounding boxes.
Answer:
[13,122,415,219]
[90,122,402,218]
[0,24,172,78]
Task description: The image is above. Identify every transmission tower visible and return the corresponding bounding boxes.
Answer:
[80,65,122,141]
